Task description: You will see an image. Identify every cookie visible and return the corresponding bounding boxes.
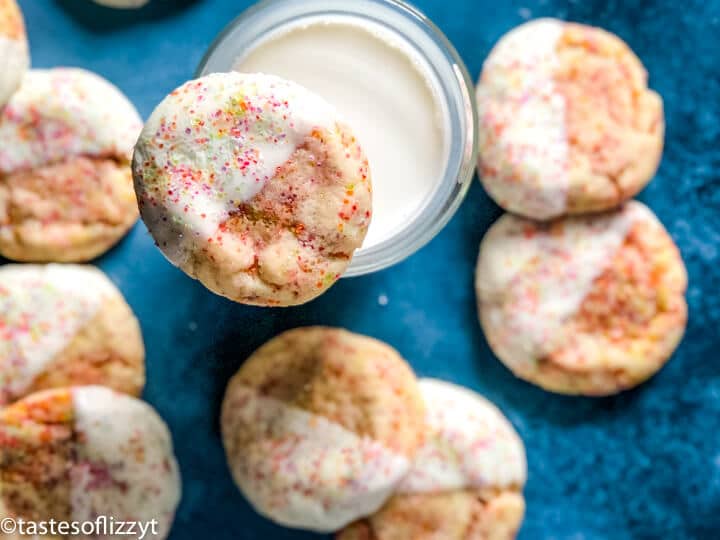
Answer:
[476,201,688,395]
[477,19,664,220]
[0,0,28,108]
[0,68,142,262]
[338,378,527,540]
[220,327,424,532]
[133,73,372,307]
[0,264,145,405]
[0,386,181,539]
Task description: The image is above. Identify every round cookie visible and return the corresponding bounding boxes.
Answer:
[220,327,424,532]
[476,19,664,220]
[476,201,688,396]
[133,72,372,307]
[0,386,181,539]
[0,0,28,108]
[0,264,145,405]
[339,378,527,540]
[0,68,142,262]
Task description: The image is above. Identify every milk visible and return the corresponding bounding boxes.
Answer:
[234,18,449,250]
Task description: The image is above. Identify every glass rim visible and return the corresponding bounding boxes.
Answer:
[197,0,478,277]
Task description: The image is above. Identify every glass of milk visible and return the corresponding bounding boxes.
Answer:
[198,0,477,276]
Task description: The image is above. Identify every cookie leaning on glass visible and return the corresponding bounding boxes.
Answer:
[133,72,372,307]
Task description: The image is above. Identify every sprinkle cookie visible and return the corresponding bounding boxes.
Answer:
[221,327,424,532]
[339,379,527,540]
[0,68,142,262]
[477,19,664,220]
[0,265,145,406]
[0,386,181,539]
[476,201,688,395]
[133,73,372,307]
[0,0,28,108]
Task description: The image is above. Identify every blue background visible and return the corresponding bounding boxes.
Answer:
[13,0,720,538]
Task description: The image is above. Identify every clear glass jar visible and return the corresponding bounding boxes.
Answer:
[197,0,477,277]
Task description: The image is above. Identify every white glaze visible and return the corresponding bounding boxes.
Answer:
[234,19,449,249]
[134,72,337,265]
[0,35,28,107]
[477,202,654,369]
[71,386,181,540]
[222,384,410,532]
[398,379,526,494]
[0,265,117,403]
[0,68,143,174]
[477,19,569,220]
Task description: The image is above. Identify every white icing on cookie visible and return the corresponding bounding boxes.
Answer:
[477,19,569,220]
[133,72,338,266]
[0,265,118,403]
[477,202,654,370]
[0,68,143,174]
[71,386,181,540]
[222,384,410,532]
[0,35,28,107]
[398,379,526,494]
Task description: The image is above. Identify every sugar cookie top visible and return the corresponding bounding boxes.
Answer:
[71,386,180,538]
[0,265,120,401]
[337,379,527,540]
[477,19,663,220]
[0,264,144,404]
[478,19,568,220]
[0,0,29,107]
[477,202,651,365]
[133,73,372,306]
[135,72,335,242]
[221,327,424,532]
[0,70,142,263]
[0,68,143,174]
[398,379,526,494]
[476,201,687,395]
[223,384,410,532]
[0,386,181,539]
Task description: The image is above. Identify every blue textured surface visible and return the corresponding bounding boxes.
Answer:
[13,0,720,538]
